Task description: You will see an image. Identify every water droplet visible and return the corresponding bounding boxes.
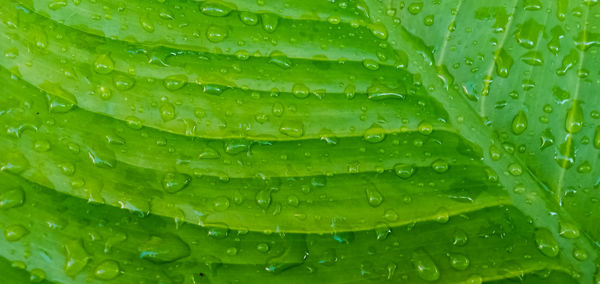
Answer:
[411,248,440,281]
[279,120,304,137]
[257,243,270,252]
[383,209,399,222]
[212,196,230,211]
[256,189,272,209]
[138,234,191,263]
[434,207,449,223]
[559,221,580,239]
[208,227,229,239]
[448,253,470,270]
[520,50,544,66]
[494,48,513,78]
[577,161,592,174]
[160,102,176,121]
[261,14,279,33]
[0,187,25,209]
[557,0,568,20]
[424,15,435,26]
[365,184,384,207]
[364,124,385,143]
[508,163,523,176]
[375,223,391,240]
[163,75,187,91]
[162,172,192,193]
[489,144,502,160]
[33,140,51,152]
[466,274,483,284]
[431,159,449,173]
[198,147,220,159]
[64,239,90,277]
[4,224,28,241]
[113,74,135,91]
[515,19,543,49]
[239,11,258,25]
[573,247,588,261]
[30,269,46,283]
[452,229,468,246]
[555,136,575,169]
[362,59,380,71]
[534,228,559,257]
[224,139,250,154]
[94,54,114,74]
[206,26,228,42]
[94,260,120,280]
[368,22,388,40]
[394,163,415,178]
[408,2,424,15]
[556,49,579,76]
[199,1,234,17]
[139,15,155,33]
[87,147,116,168]
[47,95,74,113]
[511,111,528,135]
[565,101,583,134]
[269,51,292,69]
[418,121,433,135]
[292,83,310,99]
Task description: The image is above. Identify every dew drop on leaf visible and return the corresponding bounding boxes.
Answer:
[534,228,559,257]
[411,248,440,281]
[94,260,120,280]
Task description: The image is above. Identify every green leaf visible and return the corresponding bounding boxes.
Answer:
[0,0,598,283]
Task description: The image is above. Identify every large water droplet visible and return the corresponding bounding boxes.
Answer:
[279,120,304,137]
[138,234,191,263]
[94,260,120,280]
[199,1,234,17]
[94,54,114,74]
[4,224,28,241]
[411,248,440,281]
[64,239,90,277]
[365,184,383,207]
[565,101,583,134]
[206,26,228,42]
[534,228,559,257]
[0,187,25,209]
[364,124,386,143]
[162,172,192,193]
